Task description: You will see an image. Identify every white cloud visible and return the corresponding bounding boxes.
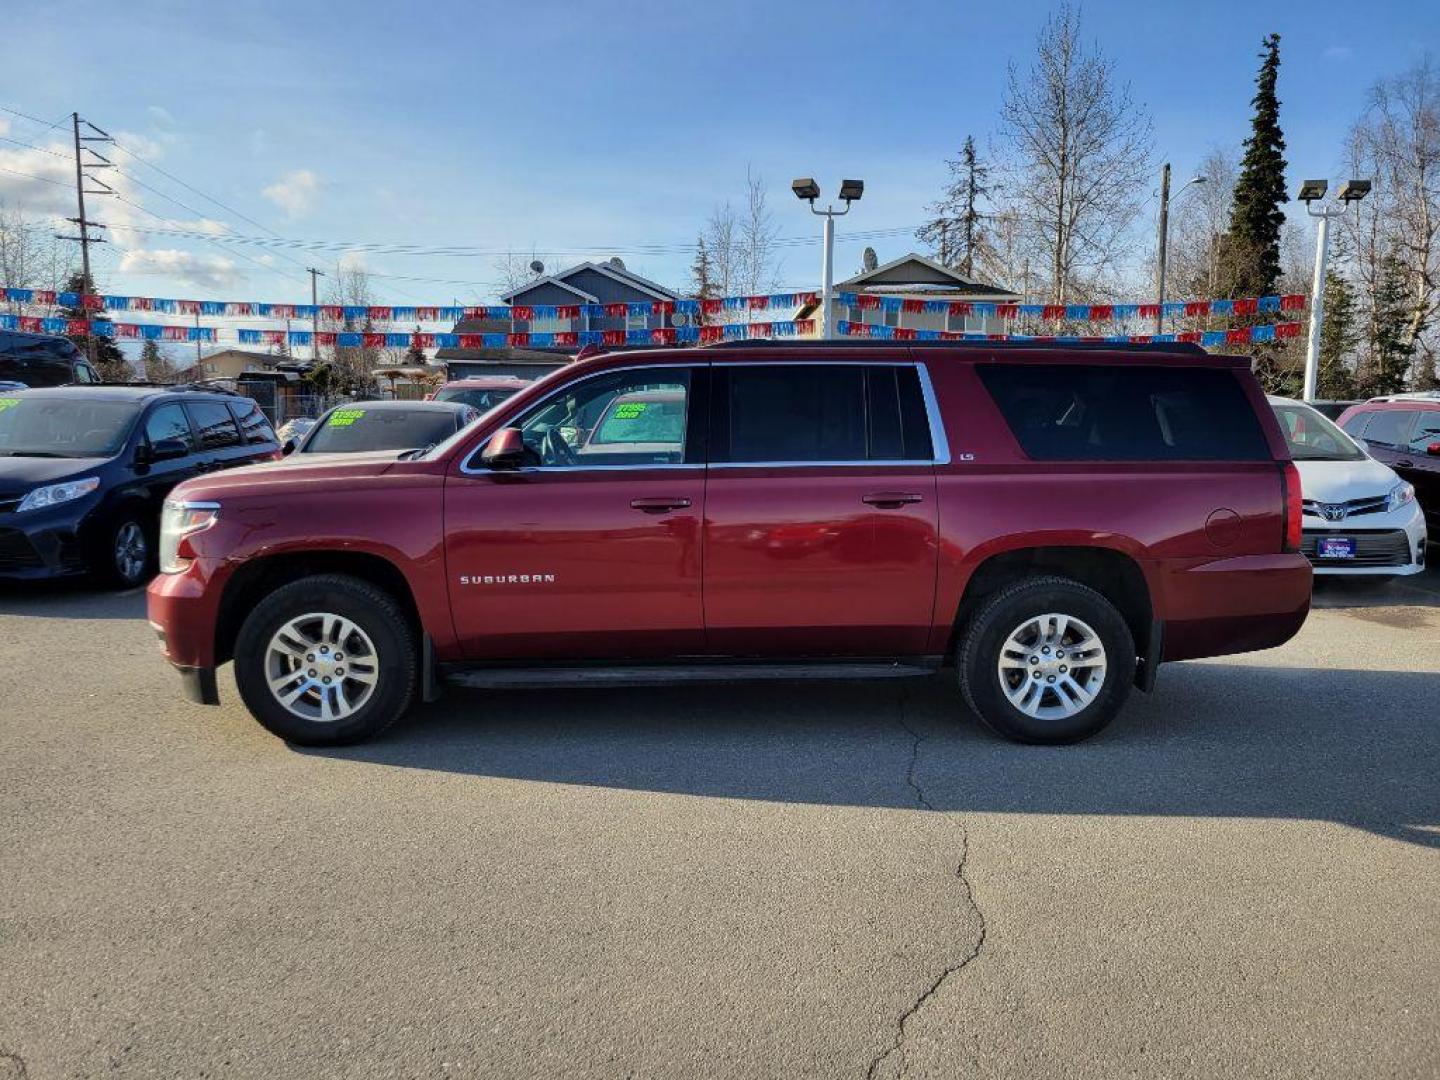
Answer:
[117,248,246,290]
[147,105,176,127]
[261,169,320,218]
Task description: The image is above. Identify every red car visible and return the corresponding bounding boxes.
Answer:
[429,374,529,412]
[148,341,1311,746]
[1336,395,1440,539]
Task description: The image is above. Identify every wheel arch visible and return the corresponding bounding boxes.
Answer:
[215,550,425,668]
[945,543,1159,688]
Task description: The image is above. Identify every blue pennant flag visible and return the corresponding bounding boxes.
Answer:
[238,329,262,344]
[1201,331,1225,346]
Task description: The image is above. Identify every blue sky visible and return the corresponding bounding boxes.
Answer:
[1,0,1436,307]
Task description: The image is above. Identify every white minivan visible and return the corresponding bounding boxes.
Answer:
[1270,396,1427,577]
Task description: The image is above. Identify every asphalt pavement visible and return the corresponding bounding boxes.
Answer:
[1,569,1437,1079]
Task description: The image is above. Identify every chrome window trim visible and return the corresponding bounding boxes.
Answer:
[457,357,953,475]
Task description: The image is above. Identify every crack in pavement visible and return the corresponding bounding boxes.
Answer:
[0,1048,28,1080]
[866,689,988,1080]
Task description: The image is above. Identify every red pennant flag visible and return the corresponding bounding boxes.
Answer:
[650,327,677,344]
[602,329,625,346]
[162,326,188,341]
[369,307,392,322]
[1042,305,1065,321]
[316,332,337,346]
[604,303,627,318]
[1225,328,1251,344]
[700,298,724,315]
[415,333,436,348]
[1279,294,1306,311]
[947,302,972,317]
[1139,304,1160,321]
[1089,305,1113,321]
[795,319,816,336]
[553,331,577,347]
[510,305,534,322]
[81,294,103,311]
[748,295,769,311]
[115,323,140,339]
[508,332,530,347]
[18,316,42,332]
[1276,321,1303,338]
[652,301,675,316]
[996,304,1020,320]
[556,305,580,320]
[1177,332,1203,344]
[131,296,153,311]
[1185,301,1210,318]
[987,333,1006,341]
[892,327,917,340]
[458,334,482,348]
[416,307,439,321]
[749,322,773,338]
[66,318,89,334]
[1232,298,1258,316]
[856,295,881,311]
[361,333,382,348]
[699,325,725,343]
[320,305,342,320]
[799,292,819,306]
[262,330,285,345]
[901,298,925,314]
[1130,334,1153,344]
[32,290,55,305]
[177,300,200,314]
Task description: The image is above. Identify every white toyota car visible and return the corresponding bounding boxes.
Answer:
[1270,397,1427,577]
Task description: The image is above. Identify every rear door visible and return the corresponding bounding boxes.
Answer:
[702,362,940,657]
[137,402,202,502]
[1353,408,1416,472]
[183,399,249,472]
[227,398,281,464]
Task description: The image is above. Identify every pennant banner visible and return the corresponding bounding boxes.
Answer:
[833,292,1306,320]
[835,320,1305,345]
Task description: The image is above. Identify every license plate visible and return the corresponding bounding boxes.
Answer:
[1318,537,1356,559]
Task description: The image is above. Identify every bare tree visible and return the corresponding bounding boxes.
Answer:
[321,262,382,393]
[702,201,739,297]
[739,167,779,294]
[995,3,1153,303]
[1343,55,1440,385]
[493,250,548,296]
[0,202,76,312]
[1165,148,1239,298]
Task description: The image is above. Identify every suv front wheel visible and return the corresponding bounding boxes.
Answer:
[233,574,417,745]
[957,576,1136,744]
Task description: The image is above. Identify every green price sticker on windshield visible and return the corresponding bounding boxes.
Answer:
[0,398,20,413]
[328,408,366,427]
[611,402,648,420]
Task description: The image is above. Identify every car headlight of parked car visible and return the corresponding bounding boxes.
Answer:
[159,500,220,573]
[1386,482,1416,513]
[15,476,100,513]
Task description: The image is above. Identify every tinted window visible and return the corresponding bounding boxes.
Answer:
[185,401,242,450]
[509,368,694,467]
[144,403,193,448]
[229,399,276,445]
[1404,409,1440,450]
[72,363,98,384]
[977,363,1270,461]
[0,396,138,457]
[865,366,934,462]
[1358,410,1415,448]
[1339,411,1372,437]
[719,365,864,462]
[303,407,461,454]
[434,386,520,411]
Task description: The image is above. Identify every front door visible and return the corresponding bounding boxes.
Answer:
[1397,407,1440,533]
[702,362,939,657]
[445,365,707,660]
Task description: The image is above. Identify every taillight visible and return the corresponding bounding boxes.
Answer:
[1281,461,1302,553]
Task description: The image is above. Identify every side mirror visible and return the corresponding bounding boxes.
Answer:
[480,427,526,470]
[145,437,189,462]
[1427,441,1440,457]
[282,438,297,456]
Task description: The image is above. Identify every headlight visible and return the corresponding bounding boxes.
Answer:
[1386,482,1416,513]
[159,500,219,573]
[16,476,100,513]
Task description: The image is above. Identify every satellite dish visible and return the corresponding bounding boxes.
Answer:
[529,260,545,276]
[862,247,878,272]
[608,256,626,270]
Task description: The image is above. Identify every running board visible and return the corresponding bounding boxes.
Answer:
[443,660,941,691]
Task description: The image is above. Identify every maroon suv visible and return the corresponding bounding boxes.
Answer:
[147,341,1312,746]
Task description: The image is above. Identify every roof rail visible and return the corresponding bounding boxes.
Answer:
[709,338,1210,355]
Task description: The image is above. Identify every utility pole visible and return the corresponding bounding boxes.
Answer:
[307,267,325,363]
[194,310,202,371]
[57,112,115,367]
[1155,163,1171,336]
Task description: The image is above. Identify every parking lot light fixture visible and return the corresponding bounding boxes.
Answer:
[794,175,865,339]
[1302,177,1371,401]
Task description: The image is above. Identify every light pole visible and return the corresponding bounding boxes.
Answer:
[1299,178,1370,402]
[1154,163,1205,334]
[792,177,864,339]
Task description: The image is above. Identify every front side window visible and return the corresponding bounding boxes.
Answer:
[1404,408,1440,451]
[977,363,1271,462]
[505,366,695,467]
[1273,403,1365,462]
[144,403,193,449]
[1357,409,1416,449]
[185,401,242,451]
[710,364,933,464]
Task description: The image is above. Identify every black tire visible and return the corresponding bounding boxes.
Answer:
[101,512,154,589]
[233,573,417,746]
[956,575,1135,745]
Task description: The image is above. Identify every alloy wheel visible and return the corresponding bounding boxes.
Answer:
[114,522,148,583]
[997,612,1108,721]
[264,612,380,723]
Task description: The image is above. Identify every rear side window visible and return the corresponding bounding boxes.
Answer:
[229,399,276,445]
[712,364,933,463]
[1357,409,1415,448]
[977,363,1271,462]
[1339,411,1371,437]
[185,400,242,450]
[1407,409,1440,450]
[144,403,193,448]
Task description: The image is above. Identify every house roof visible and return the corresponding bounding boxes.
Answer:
[838,252,1018,298]
[500,260,678,304]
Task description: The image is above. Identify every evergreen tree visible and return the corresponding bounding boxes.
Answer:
[404,325,427,367]
[58,270,130,380]
[1365,254,1417,396]
[138,339,179,384]
[1317,272,1359,400]
[1222,34,1289,297]
[691,235,715,300]
[917,135,990,275]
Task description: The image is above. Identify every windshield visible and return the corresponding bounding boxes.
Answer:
[301,406,461,454]
[0,396,137,457]
[434,386,520,411]
[1273,403,1366,462]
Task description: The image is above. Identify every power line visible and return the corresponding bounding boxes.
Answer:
[0,164,70,188]
[0,134,69,158]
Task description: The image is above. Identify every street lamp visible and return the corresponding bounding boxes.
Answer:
[1154,162,1206,334]
[1300,177,1371,402]
[793,177,864,339]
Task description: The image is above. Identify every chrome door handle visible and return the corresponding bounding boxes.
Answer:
[630,497,691,513]
[861,492,923,508]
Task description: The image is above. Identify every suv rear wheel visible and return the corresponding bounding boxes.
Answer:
[957,576,1135,744]
[233,574,417,746]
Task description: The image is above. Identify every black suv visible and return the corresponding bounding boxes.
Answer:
[0,330,102,388]
[0,386,279,586]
